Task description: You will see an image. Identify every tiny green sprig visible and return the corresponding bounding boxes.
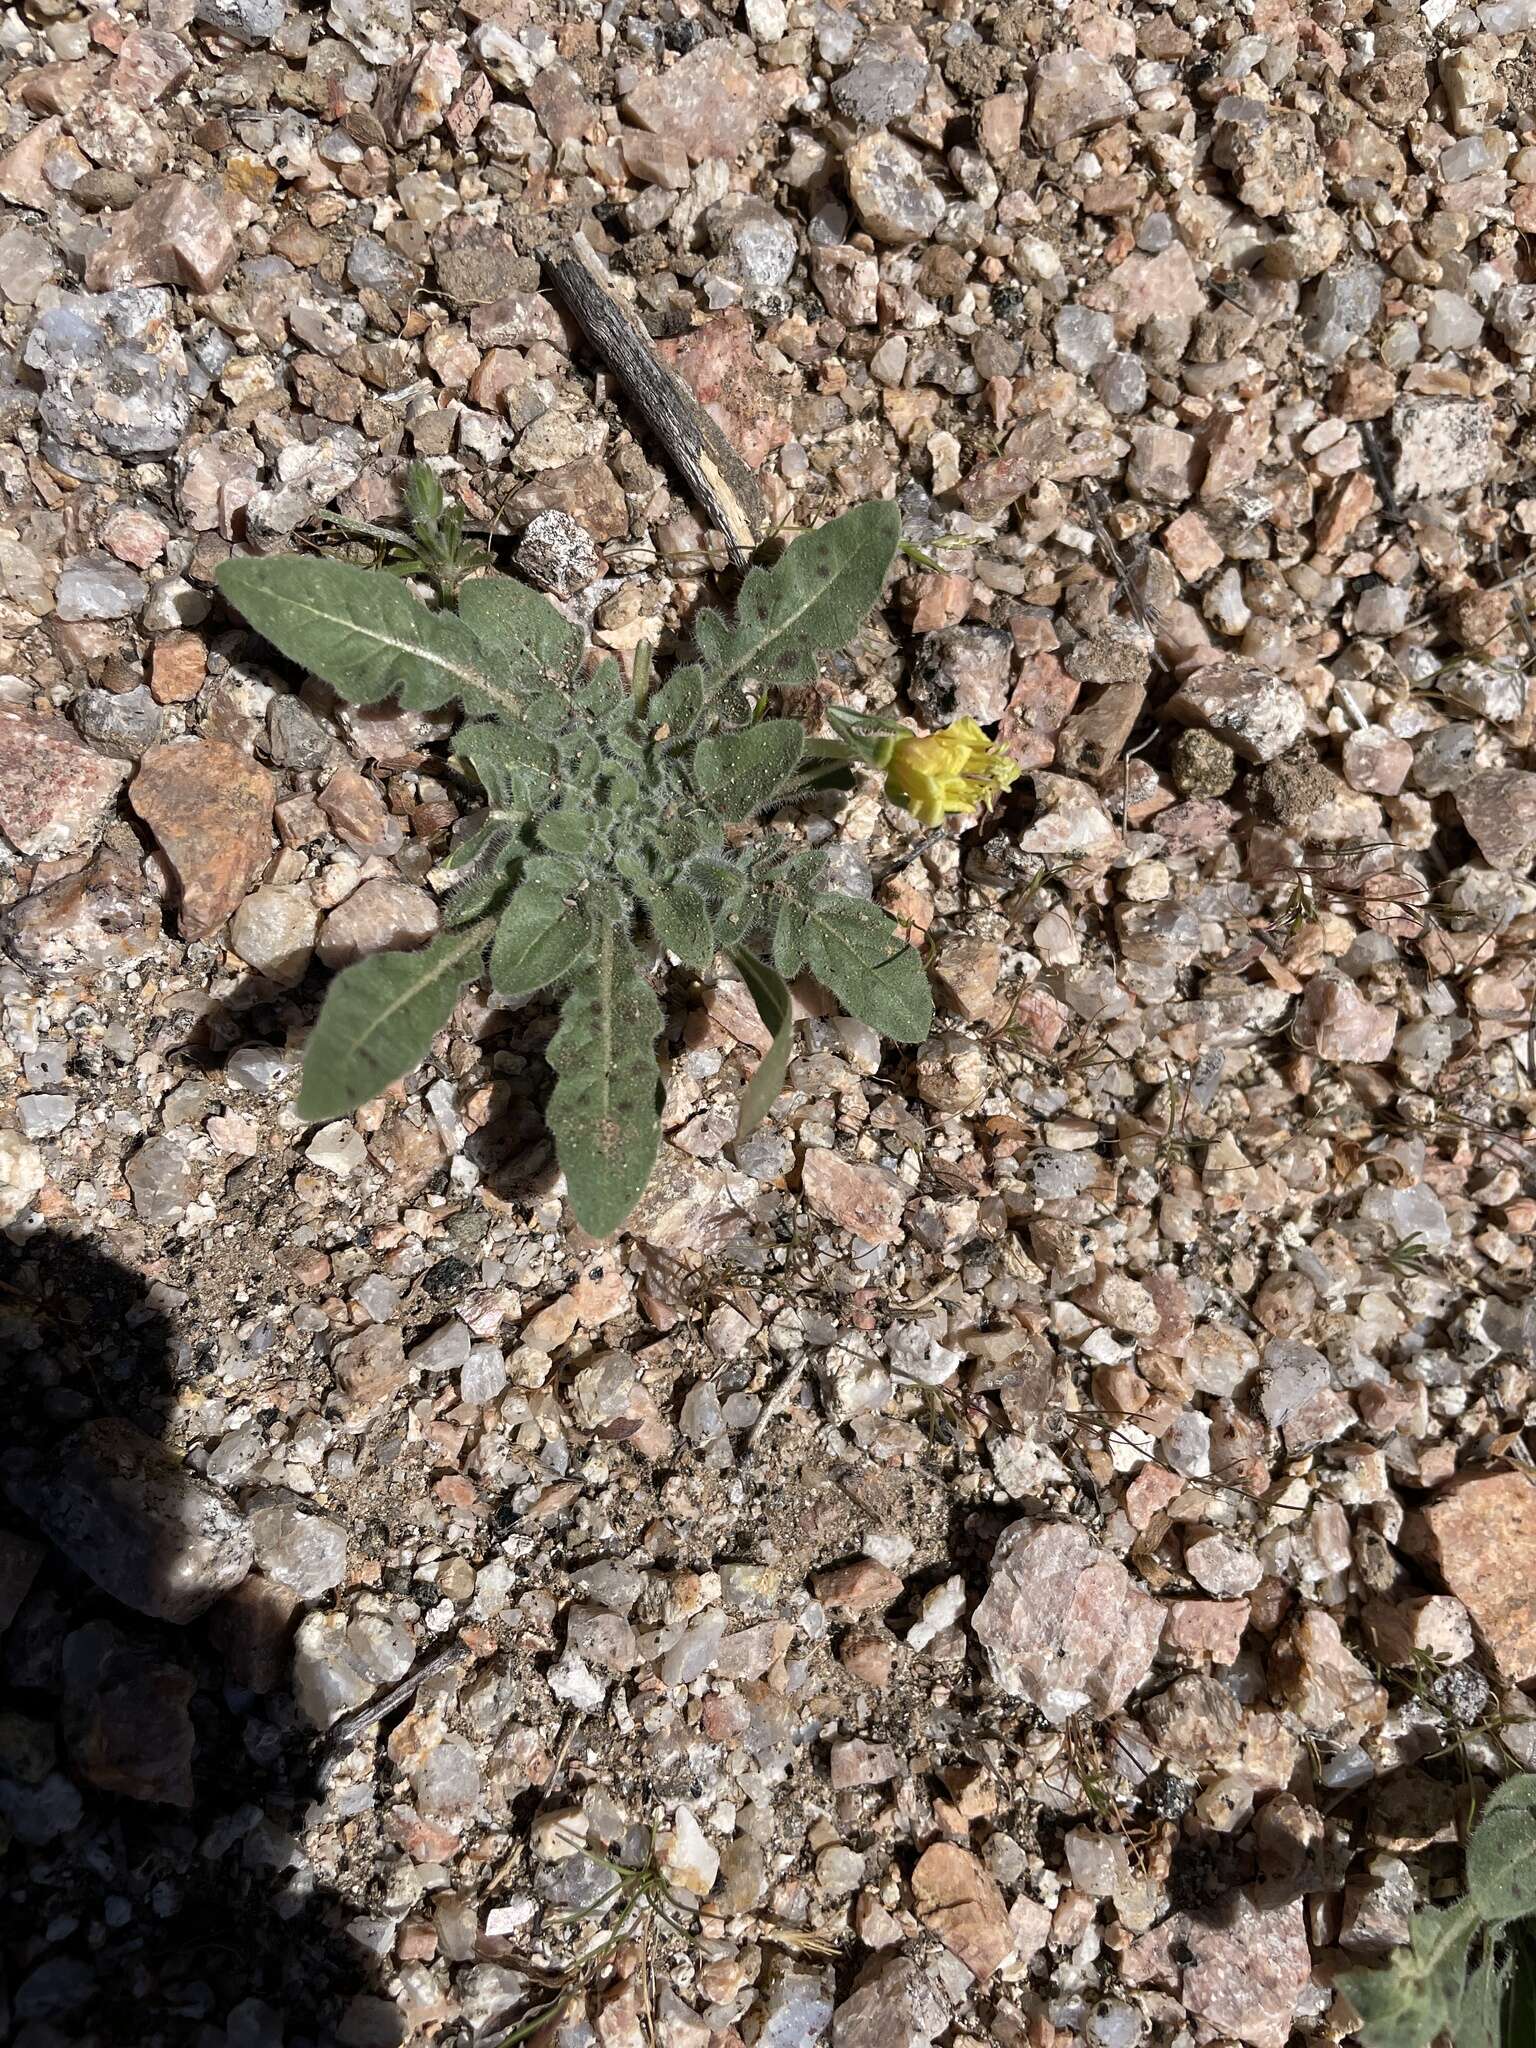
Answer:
[318,461,493,601]
[218,496,1001,1237]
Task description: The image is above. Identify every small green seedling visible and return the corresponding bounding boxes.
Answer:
[320,461,494,601]
[217,498,1011,1236]
[1342,1773,1536,2048]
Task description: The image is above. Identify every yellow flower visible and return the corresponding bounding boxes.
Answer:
[883,718,1020,826]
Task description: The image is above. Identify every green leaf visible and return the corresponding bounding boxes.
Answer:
[772,901,809,979]
[691,855,756,946]
[443,823,517,925]
[538,807,597,857]
[296,918,492,1122]
[490,877,591,997]
[606,766,642,811]
[520,689,569,736]
[456,572,584,689]
[694,719,804,820]
[1467,1778,1536,1923]
[404,461,446,531]
[218,556,515,721]
[649,501,902,735]
[649,662,708,737]
[779,737,859,800]
[547,928,664,1237]
[639,878,716,969]
[728,948,794,1141]
[1339,1901,1477,2048]
[802,893,932,1043]
[574,657,628,717]
[1454,1943,1510,2048]
[454,719,555,812]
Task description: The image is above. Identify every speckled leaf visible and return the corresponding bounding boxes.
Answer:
[489,875,591,997]
[443,822,518,926]
[296,918,492,1123]
[1466,1775,1536,1923]
[538,807,597,857]
[218,556,515,720]
[1341,1901,1475,2048]
[456,572,584,689]
[649,501,901,734]
[694,719,804,820]
[802,892,931,1043]
[639,877,717,969]
[453,719,554,818]
[547,927,664,1237]
[1454,1947,1510,2048]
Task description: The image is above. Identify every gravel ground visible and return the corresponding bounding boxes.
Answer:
[3,0,1536,2043]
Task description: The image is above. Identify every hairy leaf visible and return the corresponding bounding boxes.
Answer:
[802,893,931,1043]
[296,919,492,1122]
[1467,1777,1536,1923]
[445,815,499,875]
[456,572,583,687]
[538,807,597,858]
[218,557,515,721]
[771,900,809,980]
[547,928,664,1237]
[443,822,518,926]
[606,766,642,811]
[691,855,756,946]
[1341,1901,1476,2048]
[490,876,591,996]
[404,461,446,529]
[639,878,717,969]
[454,719,554,812]
[518,689,571,737]
[650,501,901,733]
[558,729,603,781]
[1454,1944,1510,2048]
[694,719,804,820]
[729,948,794,1141]
[574,657,628,717]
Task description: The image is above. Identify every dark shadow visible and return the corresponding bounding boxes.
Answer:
[0,1227,382,2046]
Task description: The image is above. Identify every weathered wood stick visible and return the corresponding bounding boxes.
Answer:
[315,1638,467,1786]
[539,230,768,568]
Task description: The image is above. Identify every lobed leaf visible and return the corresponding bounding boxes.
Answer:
[218,556,515,722]
[802,893,932,1043]
[694,719,804,821]
[456,572,584,690]
[547,928,664,1237]
[490,874,592,997]
[296,918,493,1123]
[729,948,794,1141]
[649,501,902,735]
